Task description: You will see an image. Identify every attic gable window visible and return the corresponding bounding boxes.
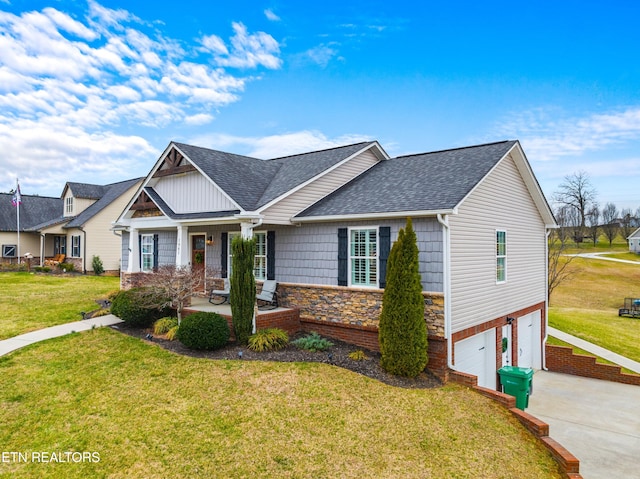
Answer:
[65,197,73,215]
[496,230,507,283]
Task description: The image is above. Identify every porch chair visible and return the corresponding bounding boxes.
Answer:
[209,278,230,305]
[256,280,278,310]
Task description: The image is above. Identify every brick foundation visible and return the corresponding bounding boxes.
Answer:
[545,344,640,386]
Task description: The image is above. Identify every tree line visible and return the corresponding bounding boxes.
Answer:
[553,171,640,246]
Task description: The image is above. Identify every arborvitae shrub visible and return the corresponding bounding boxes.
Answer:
[230,235,256,345]
[379,218,428,377]
[92,255,104,275]
[176,312,230,350]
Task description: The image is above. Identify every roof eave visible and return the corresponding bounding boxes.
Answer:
[293,208,457,223]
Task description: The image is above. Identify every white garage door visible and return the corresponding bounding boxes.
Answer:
[454,329,497,389]
[517,311,542,369]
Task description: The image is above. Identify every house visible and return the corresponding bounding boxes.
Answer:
[628,227,640,253]
[114,140,556,388]
[0,193,62,263]
[28,179,143,273]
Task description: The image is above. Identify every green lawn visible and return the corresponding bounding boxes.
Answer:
[0,329,562,479]
[0,273,119,340]
[549,256,640,362]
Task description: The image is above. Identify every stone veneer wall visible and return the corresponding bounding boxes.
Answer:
[277,282,445,337]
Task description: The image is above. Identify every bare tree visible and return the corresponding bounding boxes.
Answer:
[554,171,597,245]
[620,208,635,243]
[548,232,577,300]
[138,264,218,324]
[601,202,619,246]
[586,204,600,246]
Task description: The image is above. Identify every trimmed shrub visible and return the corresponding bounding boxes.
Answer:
[58,262,74,272]
[248,328,289,352]
[177,312,230,350]
[110,288,168,328]
[153,317,179,335]
[92,255,104,275]
[230,235,256,345]
[292,332,333,352]
[379,217,428,377]
[34,266,51,273]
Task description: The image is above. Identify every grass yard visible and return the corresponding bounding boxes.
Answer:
[0,328,563,479]
[549,256,640,362]
[0,273,119,340]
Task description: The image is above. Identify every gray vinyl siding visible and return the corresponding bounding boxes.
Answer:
[449,153,547,333]
[271,218,443,291]
[121,232,129,270]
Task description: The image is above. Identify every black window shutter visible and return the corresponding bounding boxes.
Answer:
[378,227,391,288]
[138,234,142,269]
[267,230,276,280]
[153,234,159,271]
[338,228,348,286]
[221,232,228,278]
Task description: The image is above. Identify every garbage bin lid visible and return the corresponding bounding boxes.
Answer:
[498,366,534,377]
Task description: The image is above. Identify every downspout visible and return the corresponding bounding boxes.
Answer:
[40,234,45,267]
[112,230,122,275]
[437,213,454,369]
[543,228,551,371]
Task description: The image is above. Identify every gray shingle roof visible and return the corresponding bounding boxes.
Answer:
[296,141,518,217]
[65,178,141,228]
[66,182,108,199]
[0,194,62,232]
[172,141,376,210]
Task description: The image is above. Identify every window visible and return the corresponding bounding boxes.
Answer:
[227,231,268,280]
[254,232,266,280]
[496,230,506,283]
[349,228,377,287]
[141,234,154,272]
[71,235,81,258]
[53,236,66,255]
[65,197,73,215]
[2,245,16,258]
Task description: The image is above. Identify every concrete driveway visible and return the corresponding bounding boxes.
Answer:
[527,371,640,479]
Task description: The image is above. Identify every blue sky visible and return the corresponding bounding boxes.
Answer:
[2,0,640,212]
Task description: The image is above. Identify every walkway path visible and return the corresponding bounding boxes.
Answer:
[0,315,124,357]
[567,251,640,265]
[548,326,640,374]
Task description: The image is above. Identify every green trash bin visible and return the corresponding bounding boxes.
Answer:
[498,366,534,410]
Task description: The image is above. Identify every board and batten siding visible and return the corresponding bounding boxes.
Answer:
[154,171,237,214]
[261,150,380,224]
[448,153,547,333]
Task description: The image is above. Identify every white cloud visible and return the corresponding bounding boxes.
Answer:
[264,9,280,22]
[189,130,373,158]
[0,2,282,196]
[303,43,340,68]
[497,107,640,162]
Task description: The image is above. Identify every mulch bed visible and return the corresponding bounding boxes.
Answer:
[110,324,442,389]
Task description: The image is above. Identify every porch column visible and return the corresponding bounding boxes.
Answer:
[240,222,255,239]
[127,228,140,273]
[176,225,189,267]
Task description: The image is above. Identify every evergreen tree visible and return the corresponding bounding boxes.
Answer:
[230,235,256,345]
[379,218,428,377]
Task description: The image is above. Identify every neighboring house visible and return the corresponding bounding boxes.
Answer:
[628,227,640,253]
[114,140,556,388]
[29,179,143,273]
[0,193,62,263]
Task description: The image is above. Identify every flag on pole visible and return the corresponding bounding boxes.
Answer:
[11,183,21,207]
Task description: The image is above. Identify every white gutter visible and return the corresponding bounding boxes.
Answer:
[437,213,454,369]
[294,209,455,223]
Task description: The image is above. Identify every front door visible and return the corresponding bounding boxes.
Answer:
[191,234,206,292]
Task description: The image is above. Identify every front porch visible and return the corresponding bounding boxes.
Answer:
[184,296,302,335]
